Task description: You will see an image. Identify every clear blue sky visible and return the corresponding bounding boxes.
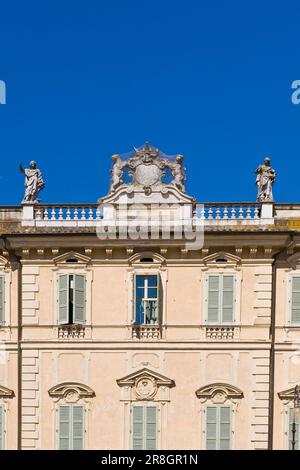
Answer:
[1,1,300,204]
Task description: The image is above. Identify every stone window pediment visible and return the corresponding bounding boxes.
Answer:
[202,251,241,268]
[0,255,9,270]
[48,382,95,403]
[196,383,243,404]
[117,368,175,401]
[53,251,91,267]
[0,385,14,399]
[128,252,166,268]
[278,386,299,404]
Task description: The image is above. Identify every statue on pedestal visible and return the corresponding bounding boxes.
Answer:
[169,155,186,193]
[255,157,276,202]
[20,161,45,204]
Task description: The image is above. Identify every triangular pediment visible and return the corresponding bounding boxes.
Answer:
[117,368,175,388]
[0,385,14,398]
[202,251,241,267]
[278,386,299,402]
[53,251,91,266]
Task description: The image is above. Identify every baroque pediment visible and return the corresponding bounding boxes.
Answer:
[196,383,243,403]
[99,143,195,204]
[278,386,299,403]
[48,382,95,403]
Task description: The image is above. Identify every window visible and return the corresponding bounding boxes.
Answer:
[288,408,300,449]
[134,275,159,325]
[207,275,234,324]
[0,406,3,450]
[58,405,84,450]
[206,405,231,450]
[58,274,86,325]
[290,277,300,325]
[132,405,157,450]
[0,276,5,325]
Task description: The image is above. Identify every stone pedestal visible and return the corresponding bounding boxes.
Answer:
[22,205,35,226]
[260,202,274,225]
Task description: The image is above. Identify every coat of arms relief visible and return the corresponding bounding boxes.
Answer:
[109,143,186,195]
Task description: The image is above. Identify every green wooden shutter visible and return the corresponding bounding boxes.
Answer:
[289,408,300,450]
[207,276,220,323]
[74,275,86,324]
[222,276,234,323]
[0,406,4,450]
[146,406,157,450]
[72,405,84,450]
[132,406,144,450]
[219,406,231,450]
[58,275,69,324]
[0,277,4,325]
[158,274,163,325]
[59,405,71,450]
[291,277,300,324]
[206,406,217,450]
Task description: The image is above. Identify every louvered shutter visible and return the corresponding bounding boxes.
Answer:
[58,275,69,324]
[0,277,4,325]
[72,405,84,450]
[207,276,220,323]
[0,406,3,450]
[289,408,300,450]
[146,406,157,450]
[74,275,86,324]
[222,276,234,323]
[219,406,231,450]
[59,405,71,450]
[132,406,144,450]
[291,277,300,324]
[206,406,217,450]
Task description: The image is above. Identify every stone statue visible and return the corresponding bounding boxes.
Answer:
[19,161,45,204]
[255,157,276,202]
[168,155,186,193]
[110,154,126,192]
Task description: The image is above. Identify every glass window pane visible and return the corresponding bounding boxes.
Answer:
[147,276,158,287]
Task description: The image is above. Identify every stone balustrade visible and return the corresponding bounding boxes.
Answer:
[58,324,85,340]
[132,325,160,340]
[206,326,236,340]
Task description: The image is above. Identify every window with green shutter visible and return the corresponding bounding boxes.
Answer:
[207,275,234,324]
[0,406,4,450]
[132,405,157,450]
[288,407,300,450]
[0,276,5,325]
[291,277,300,325]
[58,405,84,450]
[58,274,86,325]
[206,405,231,450]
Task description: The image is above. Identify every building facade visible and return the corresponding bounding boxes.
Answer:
[0,145,300,450]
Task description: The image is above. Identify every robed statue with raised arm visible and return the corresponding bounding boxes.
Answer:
[20,161,45,204]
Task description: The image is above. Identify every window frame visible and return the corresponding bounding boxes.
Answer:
[56,404,86,451]
[134,274,159,325]
[203,270,240,325]
[53,269,92,326]
[131,403,159,451]
[287,274,300,326]
[204,404,232,450]
[0,272,11,327]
